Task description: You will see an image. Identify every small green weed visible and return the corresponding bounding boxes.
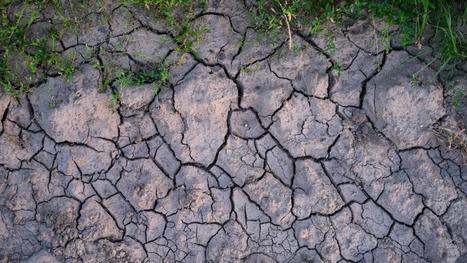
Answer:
[109,91,122,111]
[447,84,465,110]
[248,0,465,69]
[435,126,467,157]
[47,99,62,109]
[332,62,343,76]
[1,0,465,113]
[0,0,79,96]
[410,75,423,86]
[123,0,207,55]
[325,30,336,52]
[380,26,392,53]
[174,22,209,55]
[115,65,170,94]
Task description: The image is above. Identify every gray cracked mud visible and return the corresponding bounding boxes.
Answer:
[0,1,466,262]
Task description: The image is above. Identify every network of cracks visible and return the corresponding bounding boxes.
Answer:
[0,1,466,262]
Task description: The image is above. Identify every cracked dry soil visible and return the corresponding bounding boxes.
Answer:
[1,1,467,263]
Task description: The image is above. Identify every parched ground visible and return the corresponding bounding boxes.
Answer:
[1,1,466,262]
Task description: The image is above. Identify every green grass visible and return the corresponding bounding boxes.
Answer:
[123,0,205,27]
[247,0,465,108]
[109,91,122,112]
[435,126,467,155]
[0,0,199,97]
[1,0,465,109]
[447,83,465,110]
[115,65,170,94]
[123,0,208,55]
[332,62,343,76]
[256,1,465,64]
[0,0,81,96]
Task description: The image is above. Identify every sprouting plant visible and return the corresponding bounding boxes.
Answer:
[114,64,170,94]
[381,26,392,53]
[326,30,336,52]
[447,83,465,110]
[410,75,422,86]
[309,18,322,34]
[47,98,63,109]
[291,43,304,54]
[109,91,121,111]
[332,62,343,76]
[83,45,94,60]
[0,0,80,95]
[0,0,465,110]
[152,66,169,94]
[175,23,209,55]
[435,126,467,156]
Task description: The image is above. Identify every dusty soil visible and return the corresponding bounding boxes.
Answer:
[0,1,466,262]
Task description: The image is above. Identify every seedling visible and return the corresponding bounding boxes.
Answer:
[109,91,121,112]
[115,64,170,94]
[435,126,467,156]
[447,84,465,110]
[332,62,343,76]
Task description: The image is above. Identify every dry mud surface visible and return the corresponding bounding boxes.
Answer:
[1,1,467,262]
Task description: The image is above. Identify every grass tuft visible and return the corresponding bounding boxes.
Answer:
[115,64,170,94]
[249,0,466,68]
[1,0,465,111]
[0,0,78,96]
